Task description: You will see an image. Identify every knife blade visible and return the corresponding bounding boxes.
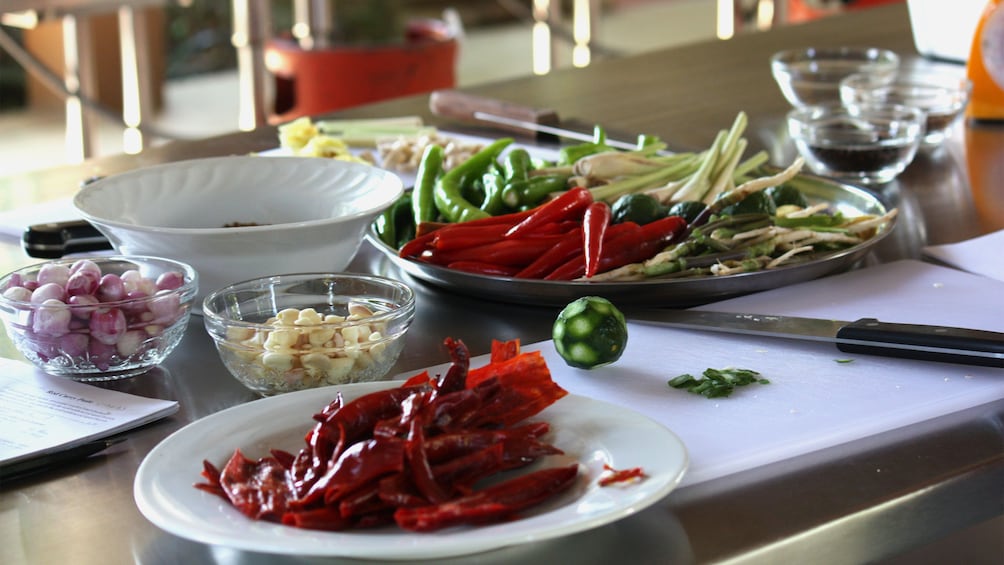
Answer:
[428,89,643,151]
[628,309,1004,368]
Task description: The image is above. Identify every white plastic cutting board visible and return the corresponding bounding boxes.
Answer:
[523,260,1004,486]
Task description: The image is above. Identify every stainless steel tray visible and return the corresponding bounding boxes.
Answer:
[366,174,894,307]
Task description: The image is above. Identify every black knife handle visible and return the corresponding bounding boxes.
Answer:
[22,220,112,259]
[836,318,1004,368]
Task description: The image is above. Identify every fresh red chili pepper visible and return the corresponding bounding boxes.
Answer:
[504,187,593,239]
[398,231,438,259]
[514,227,583,279]
[582,201,611,278]
[614,214,687,265]
[420,235,564,267]
[429,223,512,251]
[544,215,686,280]
[543,222,642,280]
[446,261,520,277]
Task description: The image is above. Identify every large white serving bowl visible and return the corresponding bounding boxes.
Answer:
[73,156,404,304]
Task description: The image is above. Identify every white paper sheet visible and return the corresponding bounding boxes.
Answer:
[0,358,178,465]
[923,229,1004,282]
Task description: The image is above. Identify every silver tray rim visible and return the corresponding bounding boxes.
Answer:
[366,173,895,307]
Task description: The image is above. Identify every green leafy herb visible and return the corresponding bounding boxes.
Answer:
[668,367,769,398]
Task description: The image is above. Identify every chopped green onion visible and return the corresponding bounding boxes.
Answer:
[668,367,769,398]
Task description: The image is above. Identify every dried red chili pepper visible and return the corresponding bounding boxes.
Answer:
[436,337,470,394]
[598,463,647,486]
[315,386,425,446]
[196,337,575,535]
[582,201,611,278]
[405,420,451,504]
[393,464,579,532]
[489,338,521,363]
[431,443,505,495]
[314,437,407,506]
[217,449,294,521]
[282,505,354,531]
[194,460,225,498]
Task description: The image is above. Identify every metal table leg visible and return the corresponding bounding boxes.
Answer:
[61,12,98,161]
[232,0,271,130]
[117,5,154,153]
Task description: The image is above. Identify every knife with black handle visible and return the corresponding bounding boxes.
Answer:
[628,309,1004,368]
[22,220,112,259]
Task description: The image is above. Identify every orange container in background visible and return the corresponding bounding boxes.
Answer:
[966,0,1004,121]
[266,20,458,123]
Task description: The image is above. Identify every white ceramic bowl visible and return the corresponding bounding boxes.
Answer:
[73,156,404,304]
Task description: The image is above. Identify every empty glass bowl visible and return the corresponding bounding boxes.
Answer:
[771,47,900,107]
[202,273,415,396]
[840,68,972,146]
[787,103,925,185]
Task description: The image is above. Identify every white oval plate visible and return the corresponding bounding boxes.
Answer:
[134,381,688,560]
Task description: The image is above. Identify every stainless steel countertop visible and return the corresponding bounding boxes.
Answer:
[1,4,1002,564]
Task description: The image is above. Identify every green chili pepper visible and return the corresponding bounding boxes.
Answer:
[502,148,532,184]
[479,168,508,215]
[636,133,660,149]
[376,193,416,249]
[501,174,570,209]
[412,144,444,225]
[392,193,416,248]
[434,137,513,223]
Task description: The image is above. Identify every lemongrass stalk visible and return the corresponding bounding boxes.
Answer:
[589,153,701,202]
[670,130,727,203]
[731,150,770,180]
[706,157,805,215]
[573,152,678,179]
[702,138,748,206]
[709,112,748,180]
